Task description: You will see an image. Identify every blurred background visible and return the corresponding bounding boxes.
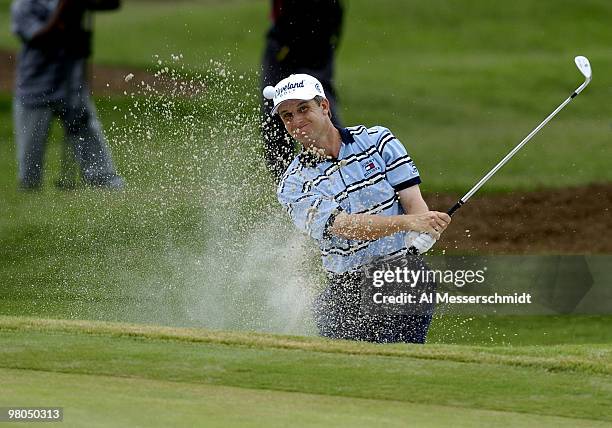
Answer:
[0,0,610,340]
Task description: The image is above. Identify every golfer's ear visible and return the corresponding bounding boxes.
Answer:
[321,98,331,116]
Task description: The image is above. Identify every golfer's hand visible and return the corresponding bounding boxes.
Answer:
[407,211,450,239]
[405,231,437,254]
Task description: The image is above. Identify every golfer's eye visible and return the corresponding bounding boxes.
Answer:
[281,113,293,121]
[298,105,309,113]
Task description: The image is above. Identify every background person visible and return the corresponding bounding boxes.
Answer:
[260,0,344,181]
[266,74,451,343]
[11,0,124,190]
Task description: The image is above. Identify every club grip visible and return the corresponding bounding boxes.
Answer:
[447,200,464,216]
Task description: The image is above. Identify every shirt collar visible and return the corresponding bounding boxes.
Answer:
[336,126,355,144]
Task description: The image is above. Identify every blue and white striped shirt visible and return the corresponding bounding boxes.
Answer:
[277,125,421,274]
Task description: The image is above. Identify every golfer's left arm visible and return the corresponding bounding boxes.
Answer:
[399,184,451,236]
[397,184,429,216]
[398,184,451,254]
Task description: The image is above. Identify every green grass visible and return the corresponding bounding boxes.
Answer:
[1,317,611,426]
[11,369,610,428]
[1,3,610,425]
[0,0,611,192]
[1,0,611,338]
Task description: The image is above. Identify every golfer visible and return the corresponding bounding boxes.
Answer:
[265,74,451,343]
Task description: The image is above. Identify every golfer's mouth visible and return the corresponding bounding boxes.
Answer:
[294,124,310,135]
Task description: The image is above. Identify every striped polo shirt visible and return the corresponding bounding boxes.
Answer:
[277,125,421,274]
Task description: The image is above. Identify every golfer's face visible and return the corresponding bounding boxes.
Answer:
[278,99,329,146]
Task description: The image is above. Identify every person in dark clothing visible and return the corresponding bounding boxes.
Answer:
[11,0,124,190]
[260,0,344,181]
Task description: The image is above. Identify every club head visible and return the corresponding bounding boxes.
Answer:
[574,56,592,81]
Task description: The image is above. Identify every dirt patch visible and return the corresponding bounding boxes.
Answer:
[2,50,610,254]
[0,49,189,97]
[427,183,612,254]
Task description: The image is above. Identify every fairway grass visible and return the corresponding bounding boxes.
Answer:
[3,368,609,428]
[1,316,611,426]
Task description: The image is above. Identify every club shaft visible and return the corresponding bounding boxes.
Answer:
[447,79,589,217]
[463,96,573,201]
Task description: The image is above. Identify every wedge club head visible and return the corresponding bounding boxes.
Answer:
[574,55,592,81]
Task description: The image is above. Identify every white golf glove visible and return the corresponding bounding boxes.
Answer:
[405,231,437,254]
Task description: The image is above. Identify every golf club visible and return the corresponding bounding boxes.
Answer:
[409,56,592,254]
[447,55,592,215]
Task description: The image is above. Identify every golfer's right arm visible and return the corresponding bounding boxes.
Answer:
[278,173,448,242]
[329,210,449,241]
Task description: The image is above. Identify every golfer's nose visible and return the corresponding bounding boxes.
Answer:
[295,113,307,127]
